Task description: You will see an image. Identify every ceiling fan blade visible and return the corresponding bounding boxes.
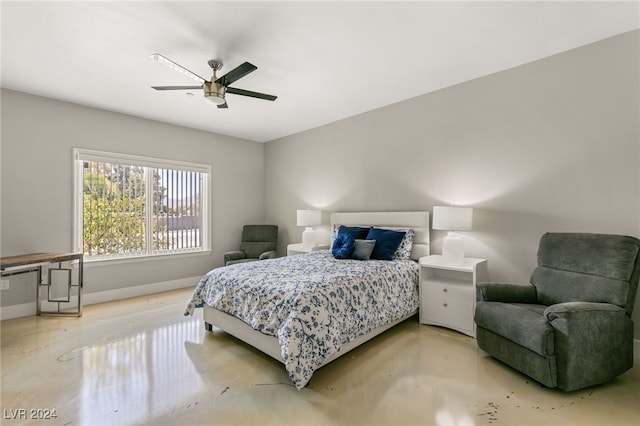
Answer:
[215,62,257,87]
[217,102,229,109]
[151,85,203,90]
[227,87,277,101]
[149,53,207,84]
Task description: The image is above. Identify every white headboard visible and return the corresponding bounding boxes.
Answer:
[329,211,430,261]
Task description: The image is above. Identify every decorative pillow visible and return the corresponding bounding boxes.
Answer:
[366,227,406,261]
[336,225,370,240]
[393,228,415,260]
[352,239,376,261]
[332,232,356,259]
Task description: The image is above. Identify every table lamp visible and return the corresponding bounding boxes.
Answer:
[432,206,473,263]
[297,209,322,249]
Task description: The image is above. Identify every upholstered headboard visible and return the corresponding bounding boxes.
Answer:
[329,211,430,261]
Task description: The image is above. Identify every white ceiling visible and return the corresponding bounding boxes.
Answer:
[2,1,639,143]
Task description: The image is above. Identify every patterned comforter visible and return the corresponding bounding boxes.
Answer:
[184,250,419,389]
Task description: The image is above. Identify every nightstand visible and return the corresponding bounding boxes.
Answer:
[287,243,329,256]
[419,255,488,337]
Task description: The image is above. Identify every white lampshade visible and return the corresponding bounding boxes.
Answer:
[432,206,473,263]
[432,206,473,231]
[296,209,322,227]
[297,209,322,249]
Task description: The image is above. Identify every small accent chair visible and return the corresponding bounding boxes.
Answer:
[224,225,278,266]
[475,232,640,392]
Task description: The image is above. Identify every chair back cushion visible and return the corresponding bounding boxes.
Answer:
[531,233,640,314]
[240,225,278,259]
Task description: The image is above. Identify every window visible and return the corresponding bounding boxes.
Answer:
[73,149,210,261]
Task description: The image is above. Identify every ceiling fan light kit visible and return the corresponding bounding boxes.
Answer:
[150,53,277,109]
[204,93,227,105]
[203,82,226,105]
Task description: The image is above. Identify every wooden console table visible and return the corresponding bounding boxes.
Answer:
[1,252,83,317]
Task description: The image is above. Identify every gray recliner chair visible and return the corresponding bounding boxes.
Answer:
[224,225,278,266]
[475,232,640,392]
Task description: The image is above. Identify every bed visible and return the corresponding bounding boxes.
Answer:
[185,211,430,389]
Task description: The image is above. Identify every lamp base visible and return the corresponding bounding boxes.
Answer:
[302,227,316,250]
[442,231,464,263]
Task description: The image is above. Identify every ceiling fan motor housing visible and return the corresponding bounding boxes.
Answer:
[203,81,226,105]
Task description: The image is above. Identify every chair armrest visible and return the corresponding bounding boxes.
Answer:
[543,301,632,391]
[544,302,626,321]
[258,250,277,260]
[224,250,246,263]
[476,283,537,303]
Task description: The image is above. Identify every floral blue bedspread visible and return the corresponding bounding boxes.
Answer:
[184,250,419,389]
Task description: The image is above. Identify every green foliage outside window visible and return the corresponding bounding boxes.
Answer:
[82,163,171,256]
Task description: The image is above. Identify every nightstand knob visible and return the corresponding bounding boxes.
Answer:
[443,303,448,307]
[443,288,448,292]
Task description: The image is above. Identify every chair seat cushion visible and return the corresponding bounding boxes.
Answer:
[240,241,276,259]
[475,301,554,356]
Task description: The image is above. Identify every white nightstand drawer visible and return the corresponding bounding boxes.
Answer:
[428,281,473,301]
[422,296,474,334]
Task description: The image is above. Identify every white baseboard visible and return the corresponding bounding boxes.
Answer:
[82,276,199,306]
[0,301,36,321]
[0,276,199,321]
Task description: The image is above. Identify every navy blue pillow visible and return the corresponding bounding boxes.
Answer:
[332,232,355,259]
[337,225,370,240]
[366,227,406,260]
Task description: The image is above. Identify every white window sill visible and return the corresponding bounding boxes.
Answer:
[82,250,212,267]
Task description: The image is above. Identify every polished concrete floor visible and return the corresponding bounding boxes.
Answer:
[1,288,639,426]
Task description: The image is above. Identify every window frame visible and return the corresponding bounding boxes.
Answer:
[73,148,212,264]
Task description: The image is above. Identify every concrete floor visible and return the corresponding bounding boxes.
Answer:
[1,288,638,425]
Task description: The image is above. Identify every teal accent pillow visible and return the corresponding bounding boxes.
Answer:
[366,227,406,260]
[332,232,355,259]
[352,239,376,260]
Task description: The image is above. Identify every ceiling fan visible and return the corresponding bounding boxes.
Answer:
[150,53,277,108]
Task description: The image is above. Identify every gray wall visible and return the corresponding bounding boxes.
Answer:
[265,31,640,336]
[1,89,265,306]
